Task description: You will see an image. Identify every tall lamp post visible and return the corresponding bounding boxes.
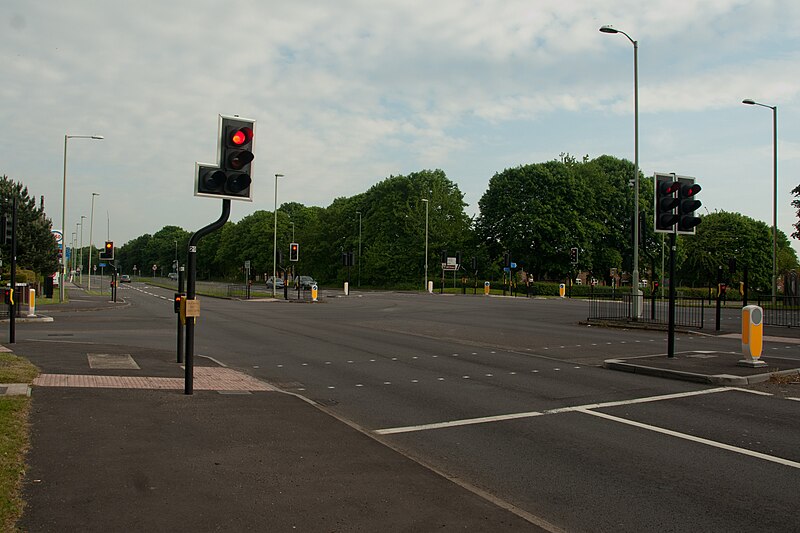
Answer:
[600,24,640,318]
[71,232,77,277]
[422,198,429,292]
[60,134,103,302]
[273,173,284,297]
[79,216,86,286]
[742,98,778,304]
[88,192,99,292]
[356,211,362,288]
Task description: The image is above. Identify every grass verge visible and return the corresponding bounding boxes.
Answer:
[0,353,39,532]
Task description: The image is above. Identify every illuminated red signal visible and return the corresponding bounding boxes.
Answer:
[230,127,252,146]
[289,242,299,262]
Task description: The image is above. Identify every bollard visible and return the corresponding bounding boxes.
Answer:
[739,305,765,367]
[312,284,319,302]
[27,288,36,317]
[427,280,433,294]
[559,283,565,298]
[344,281,349,296]
[484,281,490,296]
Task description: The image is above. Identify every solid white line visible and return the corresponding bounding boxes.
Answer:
[787,397,800,402]
[374,387,731,435]
[576,408,800,470]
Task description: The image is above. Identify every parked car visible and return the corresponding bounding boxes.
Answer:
[266,277,284,289]
[120,274,132,283]
[296,276,317,290]
[168,272,179,280]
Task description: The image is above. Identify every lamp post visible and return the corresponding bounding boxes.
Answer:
[600,24,641,319]
[71,232,77,277]
[74,222,80,277]
[422,199,429,292]
[60,134,103,302]
[742,98,778,304]
[356,211,362,288]
[79,216,86,286]
[273,173,284,297]
[88,192,99,292]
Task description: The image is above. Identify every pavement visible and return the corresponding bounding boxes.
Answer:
[4,288,545,532]
[2,288,799,531]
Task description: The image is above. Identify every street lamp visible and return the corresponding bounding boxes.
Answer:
[273,173,284,297]
[88,192,99,292]
[79,215,86,286]
[742,98,778,304]
[600,24,641,318]
[60,134,103,302]
[356,211,362,288]
[422,199,429,292]
[71,232,77,277]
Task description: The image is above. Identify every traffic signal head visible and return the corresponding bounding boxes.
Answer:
[289,242,299,262]
[570,247,578,264]
[99,241,114,260]
[195,115,256,201]
[677,181,702,233]
[654,174,681,232]
[174,293,182,313]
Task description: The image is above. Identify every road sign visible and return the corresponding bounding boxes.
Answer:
[99,263,107,268]
[244,260,251,269]
[51,230,63,244]
[511,262,517,269]
[152,264,157,272]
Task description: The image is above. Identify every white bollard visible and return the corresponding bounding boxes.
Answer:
[427,281,433,293]
[344,281,349,296]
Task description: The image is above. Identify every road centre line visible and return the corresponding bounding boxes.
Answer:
[375,387,732,435]
[577,408,800,470]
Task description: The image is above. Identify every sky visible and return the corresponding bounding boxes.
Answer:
[3,0,800,259]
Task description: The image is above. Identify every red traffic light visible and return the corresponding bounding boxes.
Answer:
[682,183,702,197]
[229,127,253,147]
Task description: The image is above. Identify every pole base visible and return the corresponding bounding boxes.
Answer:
[737,358,768,368]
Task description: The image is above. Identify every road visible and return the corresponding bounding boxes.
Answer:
[23,282,800,532]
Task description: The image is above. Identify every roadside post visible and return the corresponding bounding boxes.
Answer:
[559,283,566,298]
[27,288,35,317]
[484,281,490,296]
[739,305,765,367]
[312,284,319,302]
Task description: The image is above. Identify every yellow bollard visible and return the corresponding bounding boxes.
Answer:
[28,288,36,317]
[559,283,565,298]
[739,305,765,367]
[312,284,319,302]
[484,281,490,295]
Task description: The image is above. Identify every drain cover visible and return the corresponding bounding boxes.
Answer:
[0,387,7,395]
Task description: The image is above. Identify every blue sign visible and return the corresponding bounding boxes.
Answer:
[99,263,107,268]
[511,262,517,268]
[503,267,510,272]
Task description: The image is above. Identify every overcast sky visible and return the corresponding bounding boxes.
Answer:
[3,0,800,258]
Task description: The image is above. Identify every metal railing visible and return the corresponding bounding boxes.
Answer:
[589,293,705,329]
[755,295,800,327]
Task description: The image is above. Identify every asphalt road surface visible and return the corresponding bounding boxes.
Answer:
[23,283,800,532]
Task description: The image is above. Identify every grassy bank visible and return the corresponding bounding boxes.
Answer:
[0,353,39,532]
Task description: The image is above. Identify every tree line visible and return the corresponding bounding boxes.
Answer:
[2,156,798,295]
[114,156,798,293]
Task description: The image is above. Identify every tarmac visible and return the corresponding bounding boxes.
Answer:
[2,288,799,531]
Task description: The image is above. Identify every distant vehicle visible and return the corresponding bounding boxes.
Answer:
[120,274,131,283]
[297,276,317,290]
[168,272,179,280]
[266,277,284,289]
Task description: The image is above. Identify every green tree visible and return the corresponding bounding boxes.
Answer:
[0,175,59,276]
[677,211,798,292]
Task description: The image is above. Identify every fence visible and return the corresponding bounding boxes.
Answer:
[227,284,314,301]
[755,295,800,327]
[588,293,705,329]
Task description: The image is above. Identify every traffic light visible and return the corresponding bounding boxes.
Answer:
[99,241,114,260]
[174,293,183,313]
[195,115,256,201]
[440,250,447,264]
[677,179,702,234]
[3,288,13,305]
[504,252,511,268]
[654,173,681,232]
[1,214,10,245]
[471,257,477,271]
[455,251,461,266]
[570,247,578,264]
[277,250,283,266]
[289,242,299,262]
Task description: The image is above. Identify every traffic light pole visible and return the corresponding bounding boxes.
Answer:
[8,197,17,344]
[667,230,676,358]
[177,266,184,364]
[185,199,231,395]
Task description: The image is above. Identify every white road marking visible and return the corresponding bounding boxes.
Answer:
[375,388,732,435]
[577,408,800,470]
[788,397,800,402]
